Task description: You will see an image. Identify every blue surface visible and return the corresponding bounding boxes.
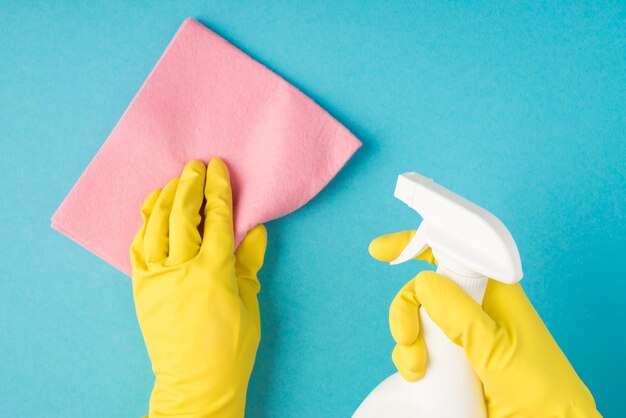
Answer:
[1,1,624,416]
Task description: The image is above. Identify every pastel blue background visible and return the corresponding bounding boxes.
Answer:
[1,1,624,416]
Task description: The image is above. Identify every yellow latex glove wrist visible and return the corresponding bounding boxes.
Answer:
[131,159,267,418]
[369,230,602,418]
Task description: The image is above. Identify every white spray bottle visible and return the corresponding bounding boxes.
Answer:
[353,172,523,418]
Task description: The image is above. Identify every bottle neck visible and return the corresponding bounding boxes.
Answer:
[433,249,488,304]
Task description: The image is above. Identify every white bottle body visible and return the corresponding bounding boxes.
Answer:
[353,262,488,418]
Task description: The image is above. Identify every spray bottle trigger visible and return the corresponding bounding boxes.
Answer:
[390,224,429,265]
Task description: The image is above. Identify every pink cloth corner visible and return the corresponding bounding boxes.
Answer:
[51,18,360,276]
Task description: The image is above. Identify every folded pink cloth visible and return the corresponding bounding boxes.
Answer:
[51,18,360,276]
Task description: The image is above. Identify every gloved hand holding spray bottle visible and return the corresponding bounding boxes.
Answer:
[354,172,601,418]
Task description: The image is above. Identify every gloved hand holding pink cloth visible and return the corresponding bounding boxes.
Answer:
[51,18,360,276]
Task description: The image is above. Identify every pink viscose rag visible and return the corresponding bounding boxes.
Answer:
[51,18,361,276]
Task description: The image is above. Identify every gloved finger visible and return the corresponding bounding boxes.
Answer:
[130,189,161,270]
[235,224,267,330]
[392,338,427,382]
[201,158,235,260]
[482,280,535,326]
[389,277,421,345]
[144,177,179,265]
[167,160,206,266]
[414,271,506,375]
[368,230,436,264]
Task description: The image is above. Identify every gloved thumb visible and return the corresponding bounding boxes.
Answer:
[414,271,508,377]
[235,224,267,284]
[234,224,267,331]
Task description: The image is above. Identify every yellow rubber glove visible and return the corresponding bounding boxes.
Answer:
[131,158,267,418]
[369,230,602,418]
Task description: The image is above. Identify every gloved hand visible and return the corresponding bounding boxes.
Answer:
[369,230,602,418]
[131,158,267,418]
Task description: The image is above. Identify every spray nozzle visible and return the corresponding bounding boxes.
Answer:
[390,172,523,284]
